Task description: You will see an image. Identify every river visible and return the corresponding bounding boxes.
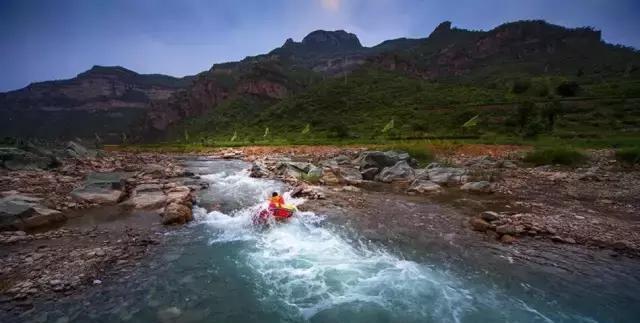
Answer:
[23,158,640,323]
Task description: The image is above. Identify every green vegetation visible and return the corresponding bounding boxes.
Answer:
[523,146,587,166]
[616,147,640,164]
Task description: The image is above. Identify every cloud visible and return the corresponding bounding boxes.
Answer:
[320,0,341,12]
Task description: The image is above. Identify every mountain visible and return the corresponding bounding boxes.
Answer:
[0,66,193,142]
[2,20,640,143]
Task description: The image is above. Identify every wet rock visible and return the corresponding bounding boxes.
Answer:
[157,307,182,323]
[166,186,192,205]
[461,181,494,193]
[276,161,318,179]
[162,203,193,225]
[375,161,415,183]
[407,180,442,194]
[249,162,269,178]
[469,217,491,232]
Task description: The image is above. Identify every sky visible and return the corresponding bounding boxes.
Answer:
[1,0,639,92]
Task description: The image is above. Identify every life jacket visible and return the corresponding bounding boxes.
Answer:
[269,195,285,208]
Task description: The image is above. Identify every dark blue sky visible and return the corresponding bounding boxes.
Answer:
[1,0,639,92]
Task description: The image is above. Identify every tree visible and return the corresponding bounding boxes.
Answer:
[541,101,562,131]
[381,118,394,133]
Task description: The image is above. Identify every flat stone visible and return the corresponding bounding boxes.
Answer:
[121,192,167,209]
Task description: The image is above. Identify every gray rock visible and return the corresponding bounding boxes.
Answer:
[121,192,167,209]
[0,147,57,170]
[356,150,418,171]
[461,181,494,193]
[71,172,134,204]
[322,166,363,185]
[360,167,379,180]
[66,141,96,159]
[425,167,469,186]
[375,161,415,183]
[0,195,65,230]
[407,180,442,194]
[249,162,269,178]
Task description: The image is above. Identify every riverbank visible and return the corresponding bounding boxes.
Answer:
[1,143,639,320]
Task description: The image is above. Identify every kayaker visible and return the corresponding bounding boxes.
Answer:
[269,192,285,209]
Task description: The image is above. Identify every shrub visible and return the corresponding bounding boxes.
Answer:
[616,147,640,164]
[523,147,586,166]
[556,81,581,97]
[512,79,531,94]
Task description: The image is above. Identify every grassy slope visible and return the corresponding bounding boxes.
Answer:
[168,68,640,145]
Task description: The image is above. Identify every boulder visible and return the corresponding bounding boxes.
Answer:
[469,217,491,232]
[70,172,133,204]
[407,180,442,194]
[424,167,469,186]
[121,192,167,209]
[166,186,193,205]
[357,150,417,170]
[322,166,363,185]
[375,161,415,183]
[360,167,379,181]
[0,195,65,230]
[249,162,269,178]
[0,147,58,170]
[461,181,494,193]
[162,203,193,225]
[65,141,96,159]
[276,161,318,179]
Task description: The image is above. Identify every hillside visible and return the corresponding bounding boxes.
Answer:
[2,20,640,144]
[0,66,193,142]
[167,20,640,144]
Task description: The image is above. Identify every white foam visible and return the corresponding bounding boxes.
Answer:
[193,161,563,322]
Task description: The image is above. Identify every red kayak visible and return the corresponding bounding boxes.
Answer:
[253,207,294,226]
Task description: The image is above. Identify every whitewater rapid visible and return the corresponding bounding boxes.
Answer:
[189,159,570,323]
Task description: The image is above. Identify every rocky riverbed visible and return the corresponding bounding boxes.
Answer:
[1,142,639,319]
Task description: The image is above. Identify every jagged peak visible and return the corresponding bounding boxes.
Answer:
[428,21,452,38]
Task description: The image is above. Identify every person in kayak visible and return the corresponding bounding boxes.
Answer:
[269,192,285,208]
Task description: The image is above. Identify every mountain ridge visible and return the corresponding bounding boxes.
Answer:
[1,20,639,143]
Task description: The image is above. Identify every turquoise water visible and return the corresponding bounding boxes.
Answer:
[14,159,640,323]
